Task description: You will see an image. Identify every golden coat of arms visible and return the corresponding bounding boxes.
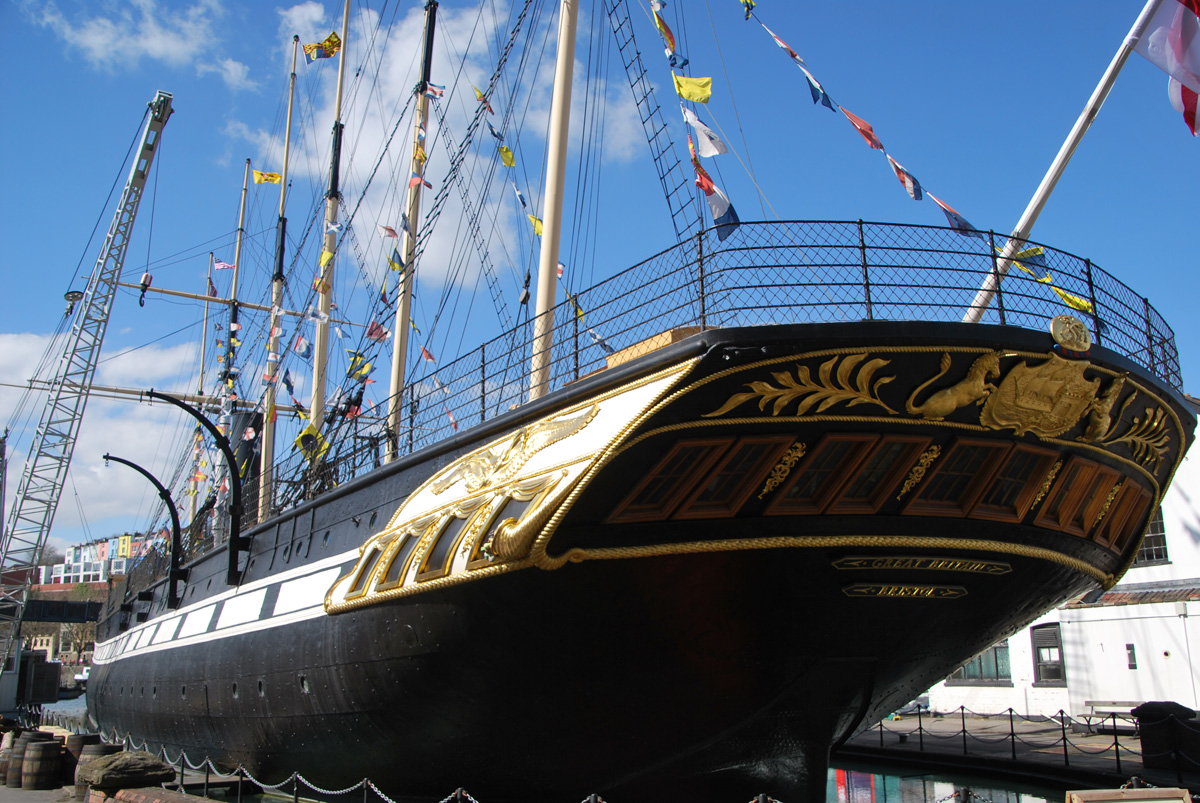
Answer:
[980,353,1100,438]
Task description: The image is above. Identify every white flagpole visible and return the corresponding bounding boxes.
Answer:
[963,0,1165,323]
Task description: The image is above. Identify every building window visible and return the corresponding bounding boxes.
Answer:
[1126,643,1137,670]
[1032,624,1066,685]
[947,640,1011,685]
[1133,508,1169,566]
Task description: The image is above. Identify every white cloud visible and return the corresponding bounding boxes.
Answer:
[28,0,258,91]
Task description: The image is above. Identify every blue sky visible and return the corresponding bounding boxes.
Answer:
[2,0,1197,552]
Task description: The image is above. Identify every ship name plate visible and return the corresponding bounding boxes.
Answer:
[843,583,967,599]
[832,556,1010,574]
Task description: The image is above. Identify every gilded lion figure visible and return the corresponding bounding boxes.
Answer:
[906,352,1001,421]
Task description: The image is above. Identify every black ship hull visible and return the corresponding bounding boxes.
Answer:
[89,321,1195,802]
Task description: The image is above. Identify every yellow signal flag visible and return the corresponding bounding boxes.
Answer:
[319,249,335,268]
[498,145,515,167]
[673,74,712,103]
[294,421,330,463]
[1050,286,1094,313]
[253,170,282,184]
[528,215,543,236]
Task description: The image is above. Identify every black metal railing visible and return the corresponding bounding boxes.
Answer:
[265,220,1181,517]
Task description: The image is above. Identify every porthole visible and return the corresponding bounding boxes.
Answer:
[283,545,291,561]
[298,674,310,694]
[181,686,187,698]
[140,686,144,696]
[323,531,331,547]
[152,686,157,699]
[258,679,265,697]
[248,559,255,570]
[369,512,378,527]
[232,683,239,699]
[206,578,212,590]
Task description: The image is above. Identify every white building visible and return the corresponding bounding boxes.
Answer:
[928,397,1200,718]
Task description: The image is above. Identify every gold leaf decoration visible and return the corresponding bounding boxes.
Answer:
[1105,406,1171,471]
[757,443,807,499]
[704,354,897,418]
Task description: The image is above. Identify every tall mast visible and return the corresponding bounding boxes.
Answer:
[529,0,579,400]
[310,0,353,431]
[193,253,214,524]
[963,0,1164,322]
[223,160,250,400]
[386,0,439,463]
[259,36,300,518]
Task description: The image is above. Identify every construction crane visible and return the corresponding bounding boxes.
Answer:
[0,91,173,704]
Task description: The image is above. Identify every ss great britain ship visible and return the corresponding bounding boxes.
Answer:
[26,1,1187,802]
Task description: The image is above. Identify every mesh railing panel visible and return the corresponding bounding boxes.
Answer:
[241,220,1181,529]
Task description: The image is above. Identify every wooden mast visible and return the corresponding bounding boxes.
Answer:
[310,0,353,431]
[258,36,300,519]
[529,0,579,400]
[386,0,439,463]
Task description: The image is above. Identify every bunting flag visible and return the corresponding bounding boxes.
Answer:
[1168,77,1199,135]
[229,322,242,332]
[410,317,422,335]
[564,289,585,321]
[269,325,283,338]
[207,278,218,298]
[557,261,565,278]
[886,155,923,201]
[691,136,741,241]
[335,325,345,338]
[473,85,494,114]
[191,472,208,483]
[261,372,277,386]
[319,249,334,267]
[673,73,713,103]
[294,421,330,462]
[304,305,330,323]
[588,328,615,355]
[760,22,804,67]
[409,172,433,189]
[388,248,406,272]
[682,107,729,157]
[653,10,687,67]
[840,107,884,150]
[216,339,224,349]
[445,404,458,432]
[1049,285,1094,313]
[797,64,836,110]
[740,0,756,20]
[415,144,427,165]
[325,220,344,233]
[378,224,398,238]
[512,182,528,208]
[366,320,390,342]
[253,170,282,184]
[416,125,426,144]
[347,351,374,382]
[380,282,389,305]
[498,145,516,167]
[230,335,241,347]
[1133,0,1200,95]
[312,274,331,294]
[928,193,985,240]
[432,375,449,395]
[293,336,313,359]
[291,396,308,419]
[213,259,235,270]
[424,82,445,99]
[303,31,342,63]
[420,345,436,363]
[528,215,543,236]
[282,369,295,395]
[267,402,277,424]
[486,120,504,141]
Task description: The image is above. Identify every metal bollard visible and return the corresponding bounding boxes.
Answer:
[1009,708,1016,761]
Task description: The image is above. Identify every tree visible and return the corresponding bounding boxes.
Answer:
[60,583,101,662]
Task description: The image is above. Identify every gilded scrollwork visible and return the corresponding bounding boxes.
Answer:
[1102,406,1171,471]
[1031,460,1062,511]
[703,353,896,419]
[906,352,1000,421]
[979,353,1099,438]
[1078,375,1128,443]
[896,446,940,501]
[757,443,807,499]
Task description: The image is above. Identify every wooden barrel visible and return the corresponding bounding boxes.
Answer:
[74,743,122,801]
[6,732,55,788]
[0,747,10,777]
[61,734,100,783]
[22,740,61,789]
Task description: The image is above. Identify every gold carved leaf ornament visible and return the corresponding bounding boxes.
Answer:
[704,354,897,418]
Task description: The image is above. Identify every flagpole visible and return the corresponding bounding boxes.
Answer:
[387,0,439,464]
[963,0,1164,323]
[259,36,299,520]
[530,0,578,401]
[200,253,212,397]
[310,0,353,432]
[195,252,213,526]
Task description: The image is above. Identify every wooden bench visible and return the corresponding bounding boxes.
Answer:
[1081,700,1144,733]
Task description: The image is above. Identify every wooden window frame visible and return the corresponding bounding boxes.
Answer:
[902,438,1011,518]
[765,434,880,516]
[675,435,795,520]
[827,435,931,515]
[970,444,1060,523]
[608,438,732,523]
[1106,485,1154,555]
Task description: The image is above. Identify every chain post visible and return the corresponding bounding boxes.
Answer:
[857,220,873,320]
[917,704,924,751]
[237,767,244,803]
[1060,709,1069,767]
[1009,708,1016,761]
[178,752,185,790]
[204,757,210,798]
[1112,712,1121,775]
[363,777,370,803]
[961,706,968,755]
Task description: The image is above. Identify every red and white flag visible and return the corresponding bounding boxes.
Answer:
[366,320,390,342]
[1168,76,1199,134]
[1134,0,1200,94]
[420,345,436,363]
